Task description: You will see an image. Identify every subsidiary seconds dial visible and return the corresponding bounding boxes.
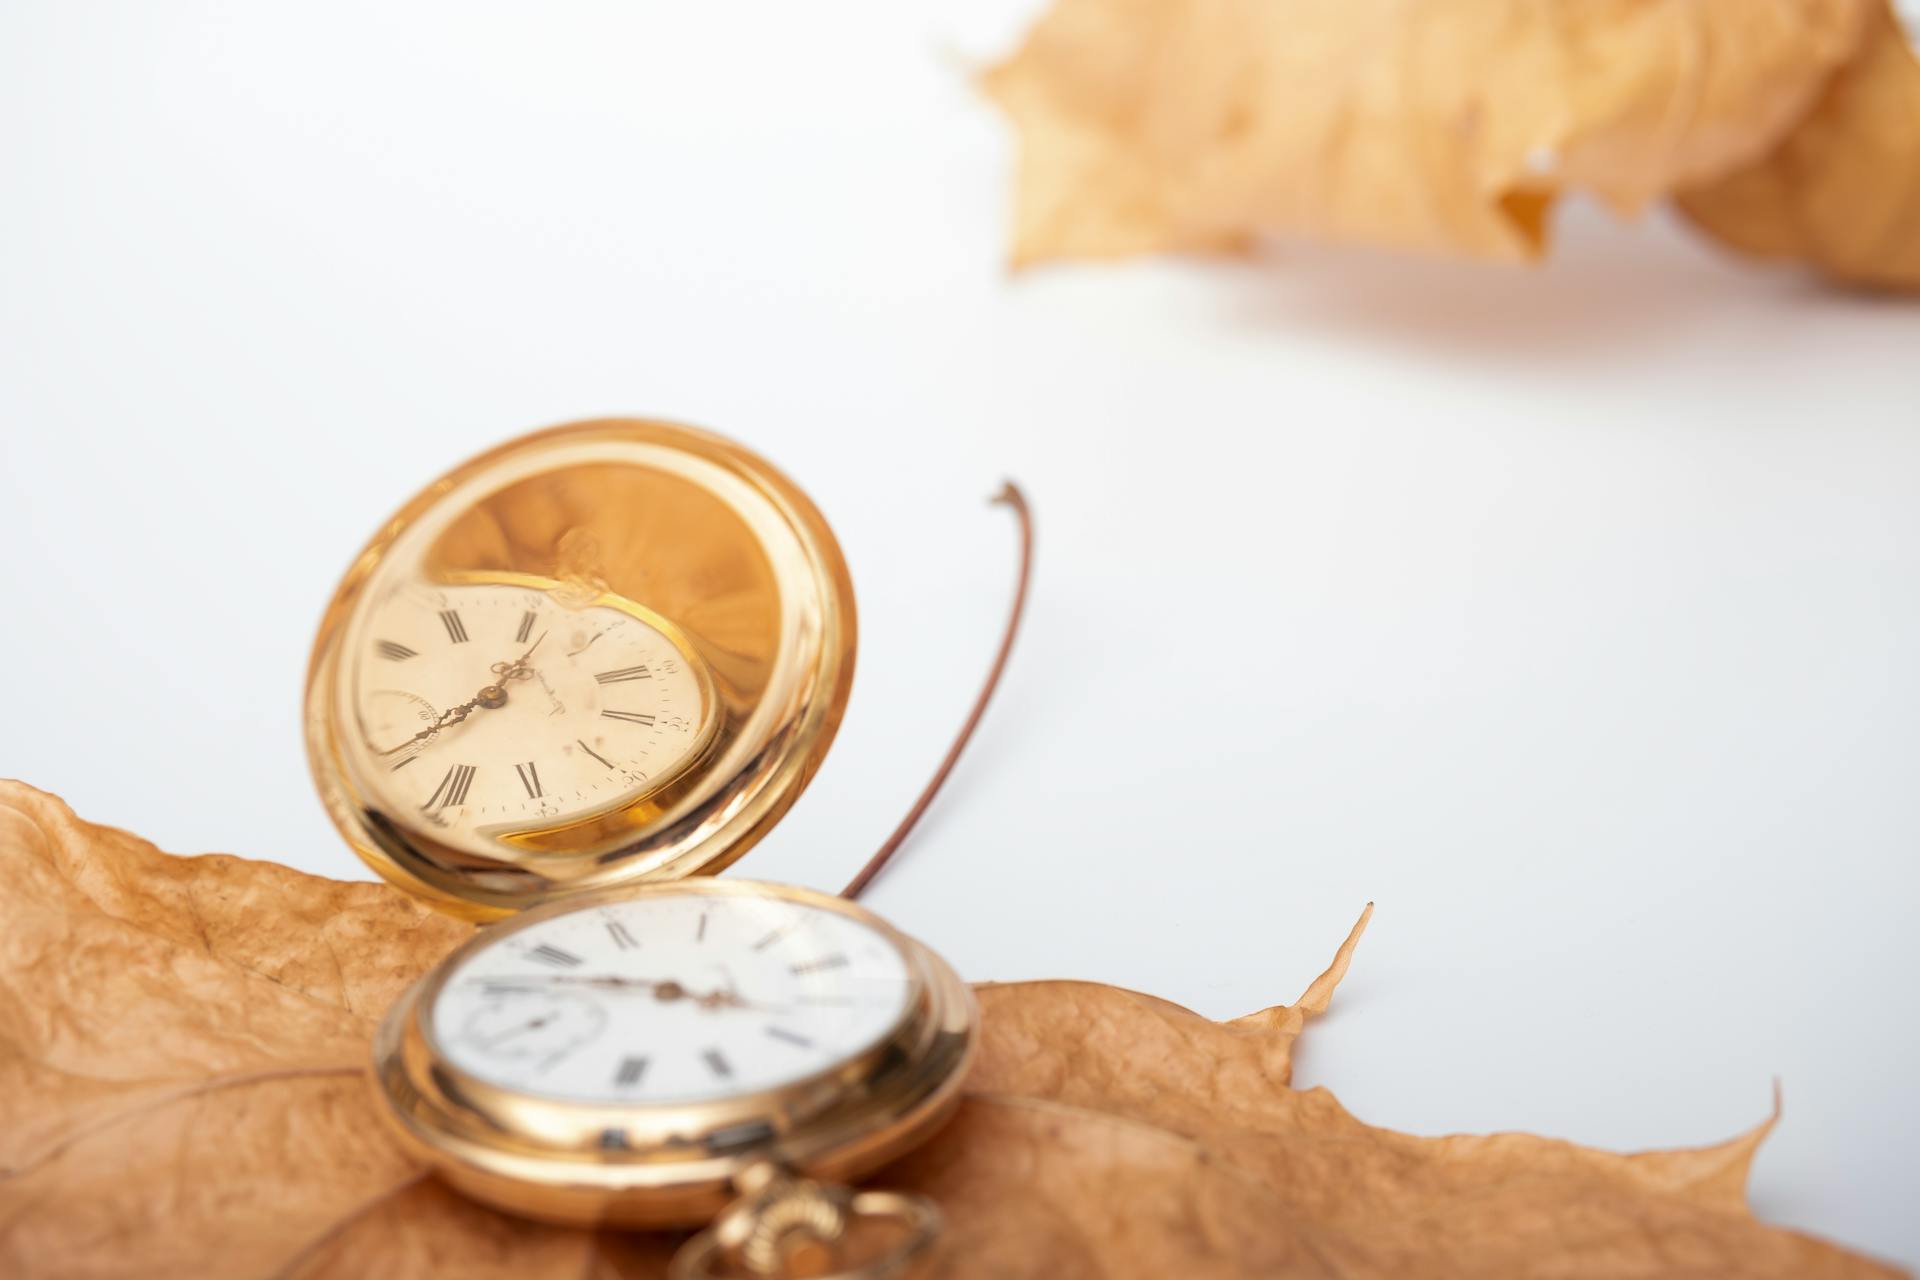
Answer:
[348,581,716,855]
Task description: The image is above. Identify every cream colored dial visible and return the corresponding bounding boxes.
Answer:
[348,581,714,856]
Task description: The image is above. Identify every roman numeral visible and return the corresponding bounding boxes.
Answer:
[515,610,536,643]
[439,610,468,643]
[594,665,651,684]
[614,1056,649,1087]
[789,954,849,976]
[753,923,797,952]
[421,763,476,811]
[696,912,708,943]
[514,761,542,799]
[766,1026,812,1049]
[375,639,418,661]
[702,1049,732,1079]
[601,710,656,727]
[576,739,614,769]
[526,943,582,968]
[605,920,637,950]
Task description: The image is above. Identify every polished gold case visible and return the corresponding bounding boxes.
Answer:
[372,880,975,1228]
[305,418,859,920]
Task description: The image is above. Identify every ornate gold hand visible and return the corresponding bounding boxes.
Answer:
[376,697,484,756]
[375,632,547,756]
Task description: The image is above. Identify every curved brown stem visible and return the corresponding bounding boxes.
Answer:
[841,482,1033,900]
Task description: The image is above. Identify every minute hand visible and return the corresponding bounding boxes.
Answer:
[377,696,484,756]
[375,633,548,756]
[484,975,788,1011]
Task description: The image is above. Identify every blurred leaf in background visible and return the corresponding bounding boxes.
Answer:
[987,0,1918,290]
[1680,2,1920,290]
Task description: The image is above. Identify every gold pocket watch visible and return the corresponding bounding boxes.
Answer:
[304,419,976,1279]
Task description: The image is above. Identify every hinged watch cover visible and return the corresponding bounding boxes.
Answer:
[304,418,858,918]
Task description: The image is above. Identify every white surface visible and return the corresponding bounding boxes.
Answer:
[2,1,1917,1269]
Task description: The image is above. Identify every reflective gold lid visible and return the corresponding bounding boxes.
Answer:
[304,419,857,920]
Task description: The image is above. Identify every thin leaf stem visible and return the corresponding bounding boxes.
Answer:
[840,482,1033,900]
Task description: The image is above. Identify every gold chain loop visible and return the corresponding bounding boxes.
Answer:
[669,1165,939,1280]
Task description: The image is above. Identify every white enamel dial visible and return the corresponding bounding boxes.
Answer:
[347,580,714,856]
[431,890,916,1104]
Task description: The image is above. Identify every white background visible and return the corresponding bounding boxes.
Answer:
[3,1,1917,1270]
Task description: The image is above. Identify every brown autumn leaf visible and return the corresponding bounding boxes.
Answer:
[983,0,1877,267]
[0,781,1904,1279]
[1679,2,1920,290]
[0,782,682,1280]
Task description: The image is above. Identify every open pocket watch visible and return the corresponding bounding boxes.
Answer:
[304,419,975,1279]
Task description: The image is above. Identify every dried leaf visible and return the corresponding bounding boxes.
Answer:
[1679,2,1920,290]
[0,784,459,1278]
[0,783,1902,1279]
[984,0,1876,266]
[935,910,1898,1278]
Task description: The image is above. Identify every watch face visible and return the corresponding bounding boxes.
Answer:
[429,888,916,1105]
[344,579,717,859]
